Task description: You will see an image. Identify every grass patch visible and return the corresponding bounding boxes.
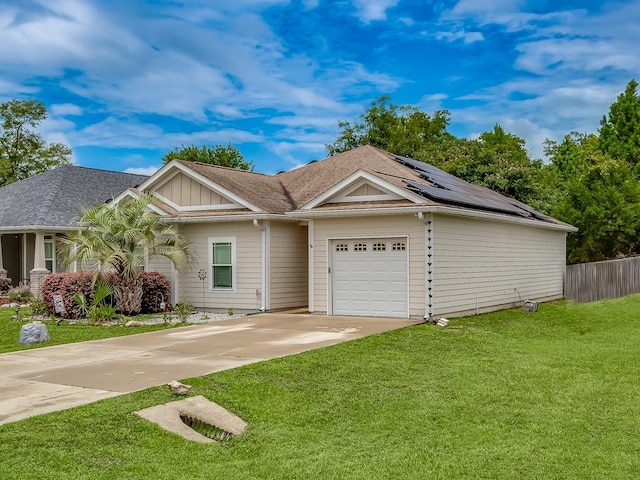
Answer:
[2,296,640,478]
[0,308,177,354]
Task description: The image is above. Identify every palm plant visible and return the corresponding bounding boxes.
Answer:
[62,194,193,315]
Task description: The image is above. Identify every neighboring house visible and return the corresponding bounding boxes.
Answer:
[0,166,148,293]
[118,145,576,319]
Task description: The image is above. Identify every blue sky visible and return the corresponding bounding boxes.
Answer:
[2,0,639,175]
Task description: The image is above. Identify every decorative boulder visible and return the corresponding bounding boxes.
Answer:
[19,322,50,345]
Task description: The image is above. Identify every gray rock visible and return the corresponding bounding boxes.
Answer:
[125,320,145,327]
[18,322,50,345]
[168,380,193,395]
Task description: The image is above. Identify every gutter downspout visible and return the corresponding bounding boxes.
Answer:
[417,212,434,322]
[253,219,268,311]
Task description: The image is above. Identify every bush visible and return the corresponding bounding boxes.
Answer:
[0,277,12,294]
[42,272,94,319]
[42,271,171,318]
[140,272,171,314]
[8,284,33,303]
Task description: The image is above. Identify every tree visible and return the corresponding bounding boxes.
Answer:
[0,99,72,186]
[599,79,640,174]
[327,97,548,207]
[162,143,253,170]
[327,95,453,157]
[62,195,194,315]
[546,133,640,263]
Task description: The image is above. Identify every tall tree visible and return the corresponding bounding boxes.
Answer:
[547,133,640,263]
[63,195,194,316]
[162,143,253,170]
[327,95,453,157]
[328,97,548,207]
[0,99,72,186]
[599,78,640,174]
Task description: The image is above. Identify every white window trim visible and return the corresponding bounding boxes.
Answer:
[208,236,236,292]
[44,234,56,273]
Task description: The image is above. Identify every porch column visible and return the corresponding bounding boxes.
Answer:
[30,232,49,296]
[0,234,6,278]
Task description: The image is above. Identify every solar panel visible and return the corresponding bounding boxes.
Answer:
[392,154,547,220]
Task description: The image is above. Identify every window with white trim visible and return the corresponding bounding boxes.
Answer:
[44,235,55,272]
[372,242,387,252]
[335,243,349,252]
[209,237,235,289]
[392,241,406,251]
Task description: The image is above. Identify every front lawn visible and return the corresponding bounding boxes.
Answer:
[0,308,176,354]
[1,296,640,479]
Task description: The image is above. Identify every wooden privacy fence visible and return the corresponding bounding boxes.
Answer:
[565,256,640,303]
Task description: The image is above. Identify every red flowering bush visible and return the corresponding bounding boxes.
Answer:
[42,271,171,318]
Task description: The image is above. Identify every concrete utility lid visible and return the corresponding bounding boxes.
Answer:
[135,395,247,443]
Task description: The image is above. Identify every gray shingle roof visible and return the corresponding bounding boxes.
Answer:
[0,166,148,229]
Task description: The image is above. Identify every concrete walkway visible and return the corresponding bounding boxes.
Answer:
[0,313,420,426]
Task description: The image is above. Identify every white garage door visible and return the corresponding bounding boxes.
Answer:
[331,238,408,318]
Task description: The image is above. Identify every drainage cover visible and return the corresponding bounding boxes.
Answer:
[180,413,235,441]
[136,395,247,443]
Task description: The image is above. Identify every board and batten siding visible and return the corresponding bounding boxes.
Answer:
[178,222,263,312]
[156,173,234,207]
[269,221,308,310]
[432,215,566,317]
[312,215,425,318]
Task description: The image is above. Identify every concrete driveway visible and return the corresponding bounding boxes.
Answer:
[0,313,420,426]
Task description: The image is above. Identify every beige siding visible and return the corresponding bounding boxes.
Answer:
[156,173,235,207]
[269,221,308,310]
[179,222,263,312]
[312,215,425,318]
[432,215,566,317]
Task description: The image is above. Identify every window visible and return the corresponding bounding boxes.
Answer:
[209,237,235,289]
[44,235,55,272]
[353,242,367,252]
[372,242,386,252]
[335,243,349,252]
[392,242,406,251]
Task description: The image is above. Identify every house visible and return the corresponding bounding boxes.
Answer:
[117,145,575,319]
[0,165,148,293]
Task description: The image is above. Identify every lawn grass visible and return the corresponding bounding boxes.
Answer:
[1,296,640,479]
[0,308,176,354]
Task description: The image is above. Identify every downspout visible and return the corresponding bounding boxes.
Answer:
[417,212,434,322]
[252,219,268,311]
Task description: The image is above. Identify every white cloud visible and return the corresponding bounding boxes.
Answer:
[351,0,398,23]
[124,166,160,176]
[50,103,83,116]
[436,30,484,44]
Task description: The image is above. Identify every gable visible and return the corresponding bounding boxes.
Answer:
[152,172,242,211]
[301,170,426,210]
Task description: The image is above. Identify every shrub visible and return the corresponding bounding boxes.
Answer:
[42,271,171,318]
[140,272,171,314]
[8,284,33,303]
[0,277,12,294]
[29,297,48,317]
[42,272,94,319]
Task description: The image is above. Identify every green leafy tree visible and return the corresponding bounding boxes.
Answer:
[0,99,72,186]
[547,133,640,263]
[599,79,640,174]
[327,95,453,157]
[328,97,548,207]
[162,143,253,170]
[62,195,194,316]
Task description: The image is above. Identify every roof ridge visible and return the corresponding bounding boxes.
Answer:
[179,160,272,177]
[34,168,67,225]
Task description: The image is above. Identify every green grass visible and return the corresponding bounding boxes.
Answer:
[2,296,640,479]
[0,309,176,354]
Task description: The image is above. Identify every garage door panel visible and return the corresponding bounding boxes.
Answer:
[331,238,408,318]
